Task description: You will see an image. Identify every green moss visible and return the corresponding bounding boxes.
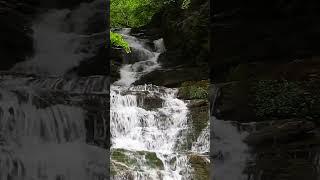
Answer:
[145,152,164,169]
[111,148,164,175]
[111,161,130,176]
[111,149,138,167]
[191,105,209,139]
[189,155,210,180]
[181,0,191,9]
[178,80,209,100]
[251,80,320,120]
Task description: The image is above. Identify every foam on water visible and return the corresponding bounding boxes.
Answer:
[192,123,210,154]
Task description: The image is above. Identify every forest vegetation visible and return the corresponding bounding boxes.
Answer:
[110,0,191,51]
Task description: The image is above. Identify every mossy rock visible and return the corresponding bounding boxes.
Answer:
[111,149,138,168]
[214,79,320,122]
[189,101,209,142]
[189,154,210,180]
[178,80,209,100]
[111,148,164,175]
[144,152,164,169]
[111,161,130,176]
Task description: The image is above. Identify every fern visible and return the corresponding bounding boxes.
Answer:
[110,31,131,53]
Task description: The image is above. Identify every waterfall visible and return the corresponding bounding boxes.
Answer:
[0,83,108,180]
[111,29,208,179]
[192,123,210,154]
[12,0,105,76]
[211,85,251,180]
[212,117,250,180]
[0,1,108,179]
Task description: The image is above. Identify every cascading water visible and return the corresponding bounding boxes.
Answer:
[212,117,250,180]
[211,86,251,180]
[0,1,108,179]
[12,0,105,76]
[111,29,209,179]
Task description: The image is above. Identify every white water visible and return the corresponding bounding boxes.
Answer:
[111,29,208,179]
[0,87,108,180]
[0,1,108,179]
[192,123,210,154]
[12,0,105,76]
[212,116,250,180]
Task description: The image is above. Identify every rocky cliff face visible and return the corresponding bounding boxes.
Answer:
[211,2,320,179]
[211,0,320,122]
[212,0,320,82]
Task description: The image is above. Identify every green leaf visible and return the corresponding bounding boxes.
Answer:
[110,31,131,53]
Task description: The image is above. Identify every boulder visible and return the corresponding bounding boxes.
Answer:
[244,119,316,146]
[188,154,210,180]
[134,66,208,87]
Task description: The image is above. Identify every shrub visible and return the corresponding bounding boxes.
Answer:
[251,80,320,119]
[178,80,209,99]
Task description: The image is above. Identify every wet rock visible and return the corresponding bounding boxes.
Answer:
[135,66,208,88]
[212,79,320,122]
[72,45,108,76]
[212,81,256,122]
[246,132,320,180]
[187,99,208,108]
[188,154,210,180]
[110,48,125,83]
[137,96,163,110]
[244,119,316,146]
[188,99,209,143]
[0,1,36,70]
[111,148,164,175]
[121,90,164,110]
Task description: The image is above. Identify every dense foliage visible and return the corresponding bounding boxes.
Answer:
[110,0,163,28]
[110,0,191,28]
[252,80,320,119]
[178,80,209,99]
[110,31,131,53]
[110,0,193,51]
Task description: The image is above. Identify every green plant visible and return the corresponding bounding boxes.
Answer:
[110,31,131,53]
[251,80,320,119]
[178,80,209,99]
[181,0,191,9]
[110,0,164,27]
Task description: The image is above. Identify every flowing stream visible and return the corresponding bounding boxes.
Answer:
[211,85,251,180]
[212,117,250,180]
[0,1,108,179]
[111,29,209,179]
[12,0,105,76]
